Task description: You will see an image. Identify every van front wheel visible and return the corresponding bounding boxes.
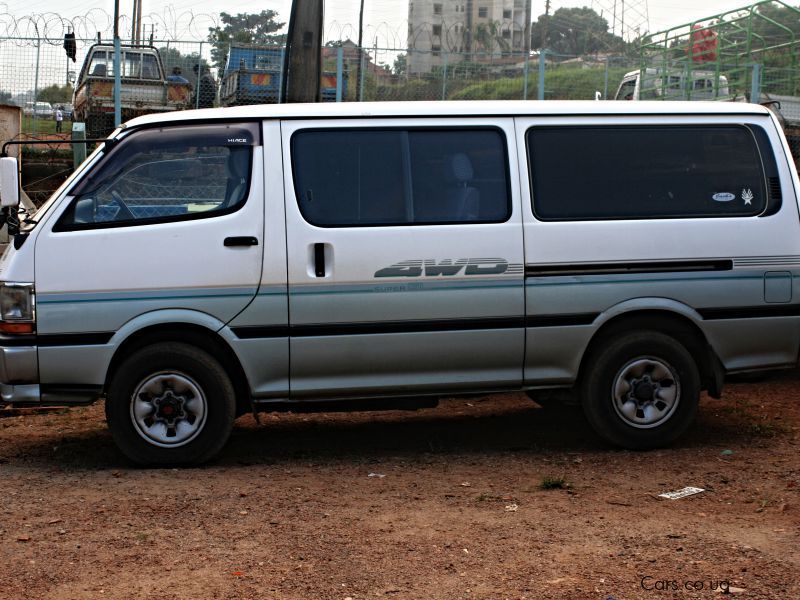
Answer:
[581,331,700,449]
[106,342,236,465]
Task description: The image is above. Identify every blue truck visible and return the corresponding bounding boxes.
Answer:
[219,44,345,106]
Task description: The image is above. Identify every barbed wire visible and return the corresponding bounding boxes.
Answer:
[0,8,527,53]
[0,8,220,43]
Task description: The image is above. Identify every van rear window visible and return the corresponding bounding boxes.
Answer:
[291,128,510,227]
[527,125,769,220]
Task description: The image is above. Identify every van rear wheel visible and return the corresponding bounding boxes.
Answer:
[580,331,700,449]
[106,342,236,465]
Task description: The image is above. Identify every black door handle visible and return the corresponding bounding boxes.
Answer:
[224,236,259,247]
[314,242,326,277]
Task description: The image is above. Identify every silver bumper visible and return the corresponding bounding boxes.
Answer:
[0,345,38,383]
[1,383,40,405]
[0,345,39,405]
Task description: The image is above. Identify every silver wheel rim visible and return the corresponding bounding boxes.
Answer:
[611,357,680,429]
[130,372,207,447]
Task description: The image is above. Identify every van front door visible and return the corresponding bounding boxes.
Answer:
[282,118,525,398]
[34,123,268,386]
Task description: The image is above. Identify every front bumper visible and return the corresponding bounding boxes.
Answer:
[1,383,40,405]
[0,343,39,406]
[0,344,38,383]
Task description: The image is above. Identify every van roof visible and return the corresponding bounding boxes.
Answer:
[125,99,771,128]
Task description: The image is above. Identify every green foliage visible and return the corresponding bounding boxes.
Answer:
[22,115,60,135]
[0,90,11,104]
[532,7,626,55]
[207,11,286,71]
[448,64,631,101]
[37,84,73,104]
[393,53,407,76]
[475,21,510,55]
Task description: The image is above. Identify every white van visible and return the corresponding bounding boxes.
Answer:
[0,101,796,464]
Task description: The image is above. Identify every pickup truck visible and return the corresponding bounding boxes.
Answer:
[614,68,731,101]
[72,44,192,138]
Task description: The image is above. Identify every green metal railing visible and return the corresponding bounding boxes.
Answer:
[639,0,800,101]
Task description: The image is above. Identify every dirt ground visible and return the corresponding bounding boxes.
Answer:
[1,372,798,600]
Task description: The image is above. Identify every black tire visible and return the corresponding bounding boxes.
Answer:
[580,330,700,449]
[105,342,236,465]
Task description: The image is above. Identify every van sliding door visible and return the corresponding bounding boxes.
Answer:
[282,118,525,397]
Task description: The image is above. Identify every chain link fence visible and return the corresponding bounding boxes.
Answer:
[2,34,800,202]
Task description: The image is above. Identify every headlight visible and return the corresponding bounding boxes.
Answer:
[0,282,35,334]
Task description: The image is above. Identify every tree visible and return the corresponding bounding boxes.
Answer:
[37,84,73,104]
[531,7,625,56]
[208,11,286,71]
[474,21,510,57]
[393,53,407,76]
[0,91,12,104]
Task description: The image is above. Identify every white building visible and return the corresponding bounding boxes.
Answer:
[407,0,529,74]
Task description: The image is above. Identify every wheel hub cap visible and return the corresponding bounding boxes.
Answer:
[612,358,680,429]
[130,372,207,447]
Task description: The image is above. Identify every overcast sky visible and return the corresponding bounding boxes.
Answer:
[0,0,773,43]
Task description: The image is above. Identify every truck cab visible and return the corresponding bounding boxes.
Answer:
[72,44,191,138]
[615,68,730,101]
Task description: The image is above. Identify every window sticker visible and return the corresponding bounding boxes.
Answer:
[742,188,754,205]
[712,192,735,202]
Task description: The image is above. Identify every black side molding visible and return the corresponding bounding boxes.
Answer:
[526,259,733,278]
[37,332,114,347]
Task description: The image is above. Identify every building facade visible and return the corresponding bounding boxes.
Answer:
[407,0,528,74]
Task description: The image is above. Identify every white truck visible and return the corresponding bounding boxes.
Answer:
[615,68,730,101]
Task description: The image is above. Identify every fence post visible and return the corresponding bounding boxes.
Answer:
[336,46,344,102]
[195,43,203,109]
[538,50,546,101]
[113,33,122,126]
[278,46,285,104]
[523,51,529,100]
[603,57,610,100]
[359,49,366,101]
[71,122,86,169]
[33,37,41,134]
[441,52,448,100]
[751,63,761,102]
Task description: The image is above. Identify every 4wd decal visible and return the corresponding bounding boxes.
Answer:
[374,258,523,278]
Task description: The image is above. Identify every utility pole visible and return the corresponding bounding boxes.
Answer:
[523,0,532,55]
[282,0,324,103]
[541,0,551,51]
[357,0,364,101]
[131,0,137,43]
[131,0,143,44]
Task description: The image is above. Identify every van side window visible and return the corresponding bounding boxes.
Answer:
[56,123,259,231]
[291,128,510,226]
[528,125,770,220]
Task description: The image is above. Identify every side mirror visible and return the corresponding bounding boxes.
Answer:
[0,157,20,208]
